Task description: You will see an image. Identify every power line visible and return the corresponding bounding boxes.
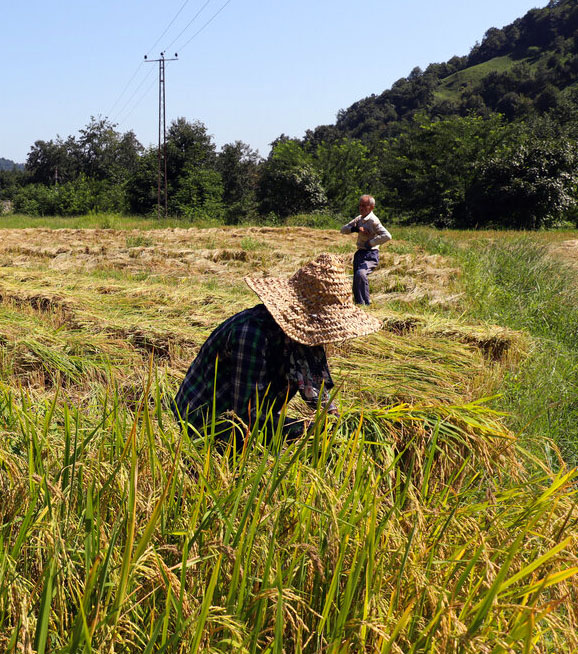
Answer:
[105,62,146,119]
[111,65,156,125]
[106,0,235,143]
[115,71,158,129]
[113,0,235,130]
[145,0,192,58]
[162,0,213,53]
[171,0,235,53]
[106,0,196,123]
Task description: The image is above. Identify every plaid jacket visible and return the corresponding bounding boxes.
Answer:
[173,304,333,434]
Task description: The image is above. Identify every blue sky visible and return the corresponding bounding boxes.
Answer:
[3,0,547,164]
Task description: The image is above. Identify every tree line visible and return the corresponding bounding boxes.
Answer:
[2,0,578,229]
[0,109,577,230]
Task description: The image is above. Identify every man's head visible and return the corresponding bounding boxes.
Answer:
[359,195,375,217]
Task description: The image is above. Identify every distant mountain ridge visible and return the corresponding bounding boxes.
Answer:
[0,158,24,171]
[304,0,578,145]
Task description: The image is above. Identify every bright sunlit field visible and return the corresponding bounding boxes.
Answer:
[1,220,578,653]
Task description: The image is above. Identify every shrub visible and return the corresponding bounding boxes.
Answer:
[172,167,224,221]
[12,177,127,216]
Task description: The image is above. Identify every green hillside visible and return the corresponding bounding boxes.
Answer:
[435,55,524,102]
[305,0,578,143]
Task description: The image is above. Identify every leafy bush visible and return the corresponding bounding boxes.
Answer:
[258,141,328,218]
[172,166,224,221]
[12,177,126,216]
[466,136,578,229]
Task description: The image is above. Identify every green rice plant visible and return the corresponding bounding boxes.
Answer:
[0,308,134,394]
[239,237,265,251]
[330,330,490,407]
[126,234,154,248]
[2,372,577,652]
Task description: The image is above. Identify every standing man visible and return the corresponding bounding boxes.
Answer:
[340,194,392,305]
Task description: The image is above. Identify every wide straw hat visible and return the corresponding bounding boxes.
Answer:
[244,253,382,346]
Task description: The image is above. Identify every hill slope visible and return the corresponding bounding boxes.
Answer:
[305,0,578,143]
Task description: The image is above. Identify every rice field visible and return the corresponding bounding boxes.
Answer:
[1,223,578,652]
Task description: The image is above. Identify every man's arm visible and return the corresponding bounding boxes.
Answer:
[340,216,361,234]
[230,322,306,437]
[299,386,339,416]
[294,347,339,416]
[364,217,392,248]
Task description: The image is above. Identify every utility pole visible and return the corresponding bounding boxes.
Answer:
[144,52,178,219]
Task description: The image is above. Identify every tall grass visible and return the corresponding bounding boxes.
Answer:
[0,213,224,230]
[1,379,577,652]
[401,228,578,464]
